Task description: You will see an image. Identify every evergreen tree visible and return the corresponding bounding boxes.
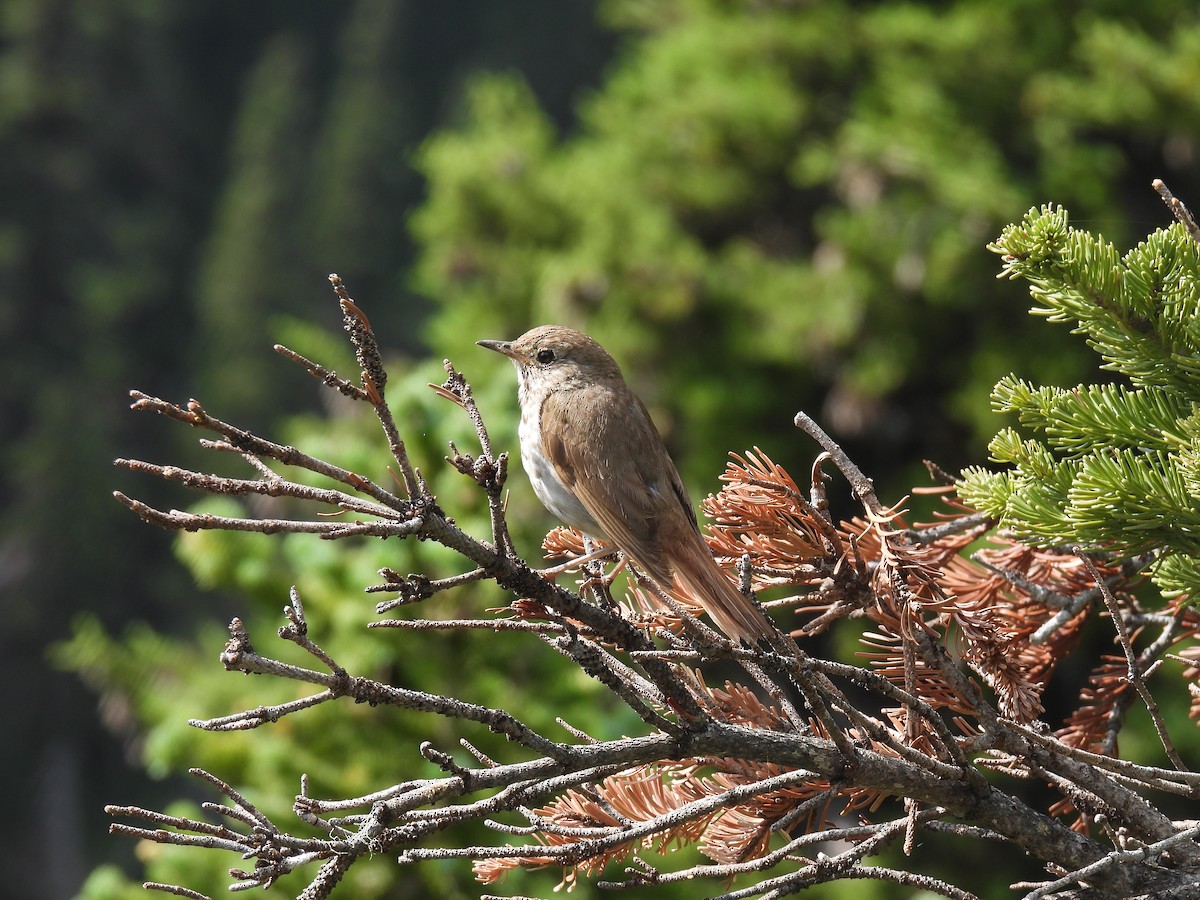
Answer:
[961,203,1200,599]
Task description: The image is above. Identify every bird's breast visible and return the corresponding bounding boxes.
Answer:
[518,388,603,536]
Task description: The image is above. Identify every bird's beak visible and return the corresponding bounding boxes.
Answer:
[477,339,525,364]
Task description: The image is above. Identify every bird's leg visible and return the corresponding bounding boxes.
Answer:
[537,537,618,581]
[579,537,622,609]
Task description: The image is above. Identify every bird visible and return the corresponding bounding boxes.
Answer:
[478,325,779,645]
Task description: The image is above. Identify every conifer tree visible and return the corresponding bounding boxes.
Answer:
[961,194,1200,600]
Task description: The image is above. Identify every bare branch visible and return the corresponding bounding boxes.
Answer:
[274,342,368,401]
[329,274,420,498]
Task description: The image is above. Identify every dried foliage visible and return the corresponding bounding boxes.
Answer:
[107,276,1200,900]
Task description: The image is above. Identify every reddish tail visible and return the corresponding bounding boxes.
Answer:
[669,539,779,645]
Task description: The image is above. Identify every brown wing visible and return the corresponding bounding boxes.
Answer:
[540,383,687,585]
[542,384,780,645]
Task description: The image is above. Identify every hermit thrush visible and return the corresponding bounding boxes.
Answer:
[479,325,778,645]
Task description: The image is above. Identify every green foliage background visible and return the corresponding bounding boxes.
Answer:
[5,0,1198,897]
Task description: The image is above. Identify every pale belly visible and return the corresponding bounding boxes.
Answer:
[519,401,604,537]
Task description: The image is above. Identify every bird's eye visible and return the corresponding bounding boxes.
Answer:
[535,349,555,364]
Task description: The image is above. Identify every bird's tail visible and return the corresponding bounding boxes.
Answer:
[669,540,781,647]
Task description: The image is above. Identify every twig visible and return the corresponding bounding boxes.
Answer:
[1076,549,1188,772]
[143,884,212,900]
[114,458,401,520]
[274,342,368,401]
[1007,720,1200,794]
[900,511,993,545]
[1153,179,1200,246]
[794,412,884,517]
[1018,822,1200,900]
[113,492,423,538]
[329,273,420,497]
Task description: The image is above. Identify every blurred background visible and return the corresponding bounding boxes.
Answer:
[4,1,1199,897]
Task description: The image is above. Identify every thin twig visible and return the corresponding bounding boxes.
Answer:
[274,342,368,401]
[329,273,420,497]
[1076,549,1188,772]
[794,412,884,516]
[1153,179,1200,245]
[1018,822,1200,900]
